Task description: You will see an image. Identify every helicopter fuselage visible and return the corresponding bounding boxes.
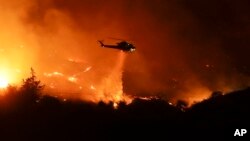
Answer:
[98,40,135,52]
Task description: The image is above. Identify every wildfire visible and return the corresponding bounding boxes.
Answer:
[40,51,133,108]
[0,77,8,88]
[83,66,92,72]
[113,102,118,109]
[90,85,96,90]
[44,72,64,77]
[95,52,132,106]
[0,70,11,88]
[68,76,77,83]
[137,96,160,101]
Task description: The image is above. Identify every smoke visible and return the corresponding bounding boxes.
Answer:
[1,0,250,104]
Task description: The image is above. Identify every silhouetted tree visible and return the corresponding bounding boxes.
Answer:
[21,68,44,92]
[209,91,223,99]
[176,100,188,111]
[19,68,44,104]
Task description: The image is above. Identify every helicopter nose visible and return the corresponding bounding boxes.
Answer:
[130,48,136,52]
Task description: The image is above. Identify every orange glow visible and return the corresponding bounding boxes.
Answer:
[0,1,37,87]
[68,76,77,83]
[0,0,248,106]
[137,96,159,101]
[113,102,118,109]
[0,70,11,88]
[44,72,64,77]
[183,86,212,106]
[85,52,133,105]
[0,77,8,88]
[90,85,96,90]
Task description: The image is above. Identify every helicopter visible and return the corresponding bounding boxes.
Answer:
[98,39,136,52]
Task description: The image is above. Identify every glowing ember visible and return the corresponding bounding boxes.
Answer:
[68,76,77,83]
[83,66,92,72]
[205,64,210,68]
[138,96,159,100]
[44,72,64,77]
[49,83,55,89]
[67,58,74,62]
[90,85,96,90]
[113,102,118,109]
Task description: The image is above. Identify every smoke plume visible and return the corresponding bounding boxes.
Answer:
[1,0,250,104]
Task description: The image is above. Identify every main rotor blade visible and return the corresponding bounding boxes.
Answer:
[107,37,125,41]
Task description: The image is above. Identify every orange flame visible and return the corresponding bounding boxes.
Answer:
[86,52,133,105]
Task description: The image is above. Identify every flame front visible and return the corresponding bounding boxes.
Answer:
[1,0,250,106]
[85,52,132,105]
[41,51,132,106]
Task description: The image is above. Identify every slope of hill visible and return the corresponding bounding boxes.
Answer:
[0,86,249,140]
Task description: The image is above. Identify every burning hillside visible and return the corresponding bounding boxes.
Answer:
[1,0,250,105]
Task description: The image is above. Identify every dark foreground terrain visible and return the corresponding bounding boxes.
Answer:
[0,76,249,140]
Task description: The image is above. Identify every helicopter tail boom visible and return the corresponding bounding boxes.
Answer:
[98,40,104,47]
